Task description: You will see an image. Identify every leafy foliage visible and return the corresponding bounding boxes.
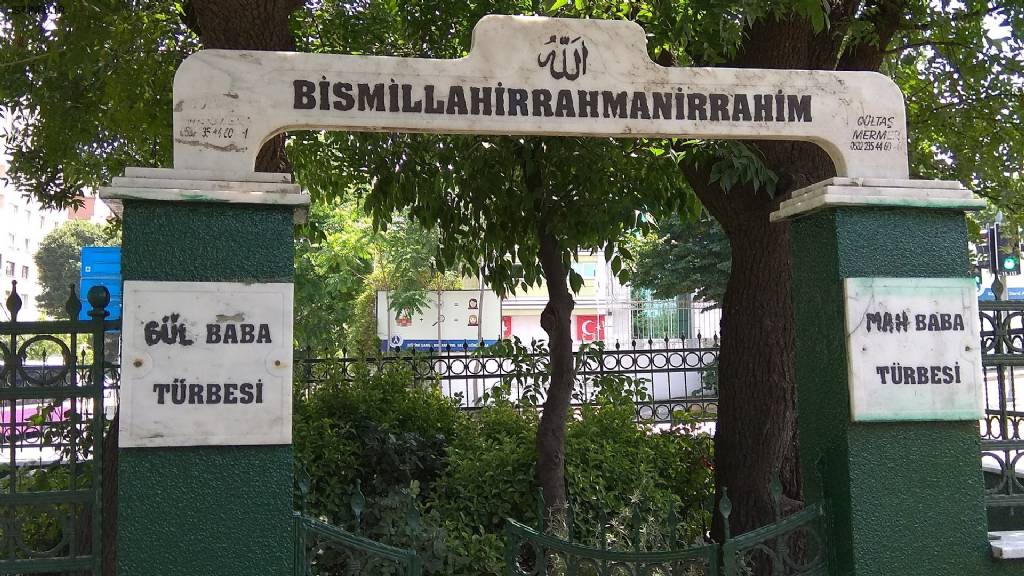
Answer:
[32,220,116,318]
[630,214,731,304]
[293,199,372,351]
[293,351,714,575]
[293,197,458,353]
[294,363,462,517]
[0,1,196,208]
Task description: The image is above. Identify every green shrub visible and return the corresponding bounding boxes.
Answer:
[293,357,715,575]
[293,362,463,520]
[565,383,714,548]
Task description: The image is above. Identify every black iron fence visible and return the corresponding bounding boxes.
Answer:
[979,300,1024,521]
[297,338,720,425]
[0,281,120,575]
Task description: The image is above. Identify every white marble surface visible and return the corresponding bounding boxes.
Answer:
[844,278,984,421]
[99,167,310,223]
[119,281,294,447]
[170,15,908,179]
[990,531,1024,560]
[770,178,984,221]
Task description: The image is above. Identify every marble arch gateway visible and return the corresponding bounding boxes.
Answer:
[169,14,909,178]
[101,14,1001,576]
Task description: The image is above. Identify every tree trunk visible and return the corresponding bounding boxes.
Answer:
[675,1,907,537]
[535,230,576,514]
[705,195,797,538]
[682,138,834,539]
[520,139,577,515]
[182,0,303,173]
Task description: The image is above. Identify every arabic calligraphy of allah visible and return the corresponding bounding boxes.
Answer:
[538,35,589,81]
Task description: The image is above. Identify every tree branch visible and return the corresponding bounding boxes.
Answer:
[882,39,971,54]
[837,0,908,71]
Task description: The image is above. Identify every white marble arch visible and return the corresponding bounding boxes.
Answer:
[170,14,910,179]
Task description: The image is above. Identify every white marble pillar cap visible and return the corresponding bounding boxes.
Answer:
[770,178,986,222]
[99,167,311,224]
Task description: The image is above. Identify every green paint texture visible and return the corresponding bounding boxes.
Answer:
[792,208,1023,575]
[118,201,295,576]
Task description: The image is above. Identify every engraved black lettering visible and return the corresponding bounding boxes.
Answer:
[446,85,468,115]
[470,87,492,115]
[357,83,385,111]
[554,90,575,117]
[293,80,316,109]
[601,91,627,118]
[787,94,812,122]
[188,383,204,404]
[532,89,554,117]
[709,93,730,121]
[629,91,650,119]
[154,383,171,404]
[577,90,598,118]
[333,83,355,111]
[507,89,528,116]
[731,94,752,121]
[687,93,707,121]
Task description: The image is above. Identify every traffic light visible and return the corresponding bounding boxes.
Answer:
[978,230,994,273]
[998,227,1022,275]
[970,263,984,290]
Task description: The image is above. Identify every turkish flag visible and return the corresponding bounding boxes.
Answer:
[502,316,513,338]
[575,315,605,341]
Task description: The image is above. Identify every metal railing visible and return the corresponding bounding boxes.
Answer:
[297,339,720,424]
[504,474,829,576]
[294,513,423,576]
[604,299,722,344]
[0,281,119,575]
[720,476,830,576]
[979,300,1024,513]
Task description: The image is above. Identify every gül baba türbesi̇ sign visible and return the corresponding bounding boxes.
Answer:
[120,281,293,447]
[844,277,983,422]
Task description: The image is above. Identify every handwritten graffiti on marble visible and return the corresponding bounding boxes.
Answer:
[144,313,195,346]
[537,35,588,81]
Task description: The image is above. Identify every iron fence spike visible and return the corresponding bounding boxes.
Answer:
[351,479,366,533]
[631,503,642,552]
[720,488,732,542]
[6,280,22,322]
[537,487,546,532]
[667,500,678,551]
[64,284,82,320]
[769,468,783,521]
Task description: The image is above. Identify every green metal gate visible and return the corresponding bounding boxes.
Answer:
[0,281,118,575]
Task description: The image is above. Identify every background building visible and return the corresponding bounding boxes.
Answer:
[0,161,111,321]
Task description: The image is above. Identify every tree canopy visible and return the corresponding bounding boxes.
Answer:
[630,214,731,304]
[33,219,114,318]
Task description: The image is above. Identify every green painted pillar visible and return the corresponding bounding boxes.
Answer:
[777,179,1020,575]
[102,173,308,575]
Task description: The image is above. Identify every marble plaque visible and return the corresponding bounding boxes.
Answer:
[120,281,293,447]
[844,277,983,421]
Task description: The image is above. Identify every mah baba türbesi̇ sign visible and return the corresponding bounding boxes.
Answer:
[844,278,983,422]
